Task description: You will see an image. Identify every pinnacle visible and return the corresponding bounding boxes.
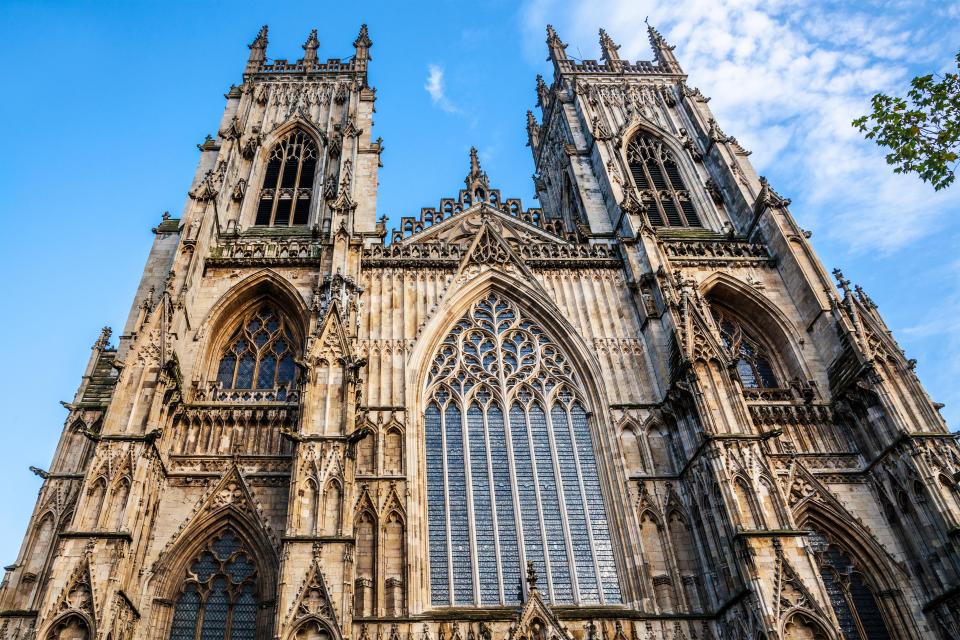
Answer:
[464,147,489,190]
[354,23,372,48]
[250,24,268,49]
[303,29,319,50]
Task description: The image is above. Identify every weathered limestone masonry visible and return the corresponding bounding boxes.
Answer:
[2,22,959,640]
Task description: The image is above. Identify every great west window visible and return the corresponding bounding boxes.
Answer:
[424,293,621,606]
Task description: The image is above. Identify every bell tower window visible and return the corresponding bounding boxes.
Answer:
[215,305,298,395]
[168,528,259,640]
[255,130,318,227]
[711,308,778,389]
[627,133,702,228]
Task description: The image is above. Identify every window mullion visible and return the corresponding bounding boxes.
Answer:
[224,598,235,640]
[644,163,665,226]
[271,147,288,226]
[192,591,207,640]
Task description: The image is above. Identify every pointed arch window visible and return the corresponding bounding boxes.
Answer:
[424,294,622,607]
[711,307,778,389]
[809,532,892,640]
[255,130,318,226]
[215,305,299,397]
[627,132,702,228]
[168,529,259,640]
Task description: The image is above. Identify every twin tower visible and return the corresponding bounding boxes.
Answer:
[2,22,958,640]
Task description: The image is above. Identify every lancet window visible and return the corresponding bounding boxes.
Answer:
[215,305,298,396]
[809,532,892,640]
[627,132,702,228]
[255,130,318,226]
[424,293,621,607]
[711,307,778,389]
[168,529,259,640]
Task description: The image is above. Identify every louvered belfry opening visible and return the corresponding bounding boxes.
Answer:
[627,133,702,228]
[255,130,318,227]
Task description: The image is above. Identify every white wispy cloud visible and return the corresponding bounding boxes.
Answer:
[425,64,459,114]
[519,0,960,254]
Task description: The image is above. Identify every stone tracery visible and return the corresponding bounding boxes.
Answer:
[424,293,621,606]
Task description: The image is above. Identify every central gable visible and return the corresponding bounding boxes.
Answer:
[398,204,568,249]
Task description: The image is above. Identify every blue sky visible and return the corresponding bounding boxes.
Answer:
[0,0,957,562]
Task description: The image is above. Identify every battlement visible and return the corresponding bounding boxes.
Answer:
[250,57,360,76]
[242,24,372,81]
[554,58,672,76]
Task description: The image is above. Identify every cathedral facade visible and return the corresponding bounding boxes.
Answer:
[2,23,960,640]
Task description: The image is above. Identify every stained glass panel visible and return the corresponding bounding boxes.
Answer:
[425,404,450,605]
[169,585,200,640]
[445,403,474,604]
[424,294,621,606]
[215,305,300,392]
[167,528,259,640]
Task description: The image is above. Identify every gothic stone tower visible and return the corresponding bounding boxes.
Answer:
[2,23,959,640]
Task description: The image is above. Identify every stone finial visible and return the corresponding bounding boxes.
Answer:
[302,29,319,65]
[354,24,373,61]
[247,25,269,71]
[93,326,113,351]
[545,24,567,62]
[832,268,852,297]
[465,147,489,191]
[855,284,877,309]
[250,24,268,48]
[526,110,540,149]
[599,28,621,65]
[526,559,539,590]
[535,74,550,108]
[646,18,682,73]
[162,210,171,220]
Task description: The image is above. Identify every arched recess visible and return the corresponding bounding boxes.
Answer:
[239,119,327,230]
[780,610,832,640]
[618,421,644,474]
[84,478,108,530]
[17,511,57,603]
[382,509,407,616]
[733,476,760,530]
[699,273,813,386]
[406,270,634,609]
[299,478,320,536]
[795,501,918,640]
[106,477,131,531]
[383,425,404,475]
[289,618,338,640]
[354,509,378,616]
[321,479,343,536]
[147,507,279,640]
[44,613,94,640]
[666,509,701,611]
[618,121,717,230]
[356,428,376,475]
[639,510,675,612]
[644,421,678,475]
[194,270,309,388]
